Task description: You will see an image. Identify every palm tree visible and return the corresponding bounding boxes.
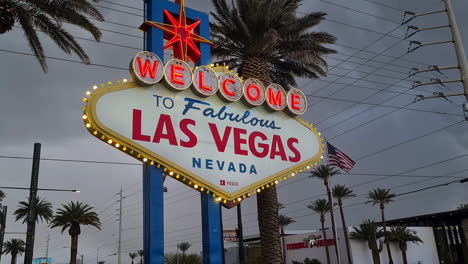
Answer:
[367,188,396,264]
[0,189,5,202]
[457,203,468,209]
[177,242,191,263]
[138,249,144,264]
[98,261,105,264]
[0,0,104,72]
[49,201,101,264]
[211,0,336,262]
[349,220,384,264]
[279,214,295,264]
[307,199,331,264]
[310,165,341,262]
[14,197,54,223]
[2,238,25,264]
[332,184,355,264]
[129,252,138,264]
[388,226,423,264]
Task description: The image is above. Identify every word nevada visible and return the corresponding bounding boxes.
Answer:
[130,51,308,116]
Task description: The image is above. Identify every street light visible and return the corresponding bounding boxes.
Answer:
[0,186,80,192]
[62,247,84,264]
[97,243,114,263]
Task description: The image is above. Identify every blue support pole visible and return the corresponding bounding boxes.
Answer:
[196,8,224,264]
[201,194,223,264]
[142,0,222,262]
[143,0,165,262]
[142,164,165,264]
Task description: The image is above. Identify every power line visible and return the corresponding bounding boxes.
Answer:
[320,0,401,24]
[99,0,144,11]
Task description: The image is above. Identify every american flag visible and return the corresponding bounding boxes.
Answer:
[327,142,355,172]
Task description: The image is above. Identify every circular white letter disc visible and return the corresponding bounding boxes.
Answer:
[265,83,287,111]
[287,89,307,116]
[192,66,219,97]
[218,72,243,102]
[242,78,266,106]
[164,59,193,90]
[130,51,164,86]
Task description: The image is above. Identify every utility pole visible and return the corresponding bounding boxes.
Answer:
[445,0,468,103]
[0,206,7,263]
[118,188,123,264]
[403,0,468,114]
[236,204,245,264]
[45,232,50,262]
[24,143,41,264]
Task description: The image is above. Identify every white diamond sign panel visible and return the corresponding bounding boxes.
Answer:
[83,80,324,201]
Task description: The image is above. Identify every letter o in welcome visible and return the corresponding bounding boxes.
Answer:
[218,72,243,102]
[242,78,266,106]
[164,59,192,90]
[130,51,164,86]
[286,89,307,116]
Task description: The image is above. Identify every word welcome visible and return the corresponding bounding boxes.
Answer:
[130,51,307,116]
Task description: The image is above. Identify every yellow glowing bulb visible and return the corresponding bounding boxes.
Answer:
[223,200,227,203]
[123,147,127,151]
[93,85,98,90]
[257,189,261,192]
[320,155,323,159]
[307,166,310,169]
[86,91,91,95]
[217,197,222,201]
[123,79,128,83]
[108,82,113,85]
[150,161,154,165]
[247,193,251,197]
[291,173,296,176]
[169,171,174,176]
[176,175,180,179]
[237,198,242,202]
[82,98,88,102]
[108,139,112,144]
[318,132,321,135]
[275,180,279,184]
[115,143,120,148]
[194,184,199,189]
[93,131,98,135]
[82,115,88,120]
[86,123,91,128]
[143,158,148,162]
[200,187,204,191]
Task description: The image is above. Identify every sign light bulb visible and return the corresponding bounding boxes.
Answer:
[169,171,174,176]
[143,158,148,162]
[217,197,222,201]
[115,143,120,148]
[108,140,113,144]
[86,123,91,128]
[194,184,199,189]
[82,115,87,120]
[93,85,98,90]
[86,91,91,95]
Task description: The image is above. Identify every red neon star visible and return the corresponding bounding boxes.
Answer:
[139,0,213,62]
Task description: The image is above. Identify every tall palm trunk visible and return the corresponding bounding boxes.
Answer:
[11,254,17,264]
[325,181,341,264]
[321,216,331,264]
[70,234,79,264]
[242,57,281,264]
[371,250,381,264]
[399,243,408,264]
[281,227,286,264]
[338,200,352,264]
[380,204,393,264]
[401,250,407,264]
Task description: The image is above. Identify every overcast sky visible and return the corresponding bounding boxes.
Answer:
[1,0,468,263]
